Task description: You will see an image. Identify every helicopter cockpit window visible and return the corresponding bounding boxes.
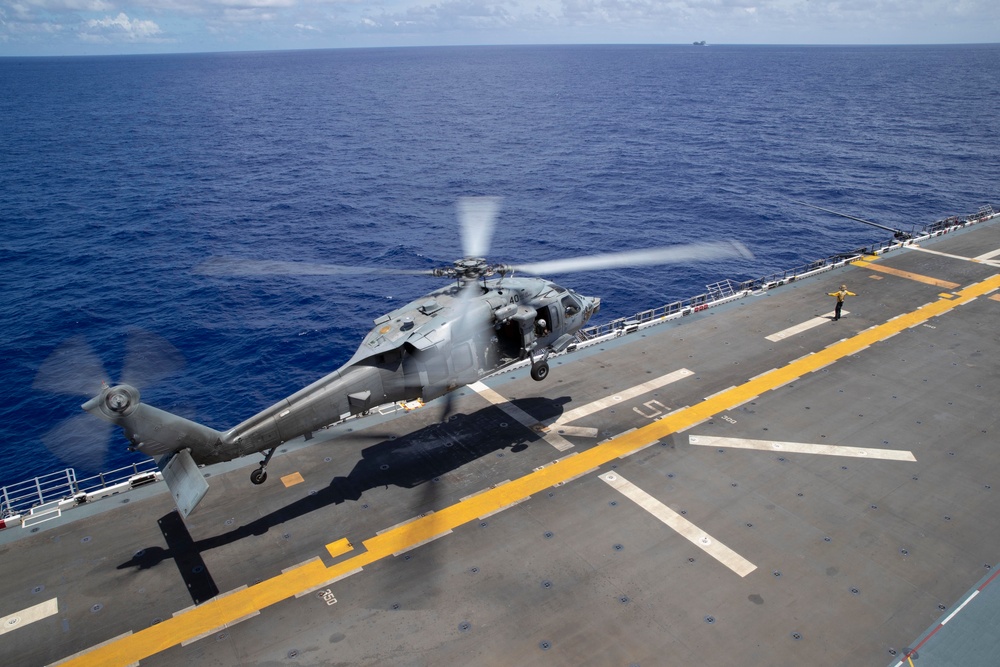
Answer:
[561,295,581,316]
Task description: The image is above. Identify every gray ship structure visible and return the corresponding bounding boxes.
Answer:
[2,204,999,666]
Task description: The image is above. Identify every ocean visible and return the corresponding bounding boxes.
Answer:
[2,44,998,486]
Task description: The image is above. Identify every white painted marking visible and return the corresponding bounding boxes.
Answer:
[688,435,916,461]
[295,568,365,598]
[392,531,452,557]
[377,510,439,534]
[549,368,694,427]
[472,369,694,451]
[0,597,58,636]
[974,247,1000,261]
[909,245,1000,266]
[48,631,137,667]
[470,381,574,451]
[283,556,321,573]
[600,472,756,577]
[942,589,979,625]
[766,312,845,341]
[633,399,669,419]
[460,479,513,501]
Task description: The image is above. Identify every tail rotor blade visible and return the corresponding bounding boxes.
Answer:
[32,335,108,397]
[458,197,502,259]
[41,412,113,472]
[121,329,186,388]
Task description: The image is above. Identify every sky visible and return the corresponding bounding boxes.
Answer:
[0,0,997,56]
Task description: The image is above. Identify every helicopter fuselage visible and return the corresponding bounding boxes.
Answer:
[215,276,599,462]
[86,276,599,470]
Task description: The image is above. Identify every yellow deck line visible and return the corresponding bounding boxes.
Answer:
[851,259,961,288]
[60,272,1000,667]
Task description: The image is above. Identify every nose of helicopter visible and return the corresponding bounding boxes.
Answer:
[584,295,601,321]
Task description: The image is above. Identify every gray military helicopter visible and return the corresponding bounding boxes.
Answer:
[74,198,751,515]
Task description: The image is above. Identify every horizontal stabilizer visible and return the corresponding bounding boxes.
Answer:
[161,449,210,518]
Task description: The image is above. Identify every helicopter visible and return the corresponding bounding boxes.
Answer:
[75,198,752,515]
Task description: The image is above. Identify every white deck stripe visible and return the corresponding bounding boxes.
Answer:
[49,631,136,667]
[942,590,979,625]
[974,247,1000,261]
[910,245,1000,267]
[470,381,574,451]
[550,368,694,426]
[472,370,695,451]
[766,312,843,341]
[0,597,58,636]
[600,472,757,577]
[688,435,916,461]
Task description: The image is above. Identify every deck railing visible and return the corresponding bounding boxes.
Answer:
[1,459,160,522]
[577,207,997,341]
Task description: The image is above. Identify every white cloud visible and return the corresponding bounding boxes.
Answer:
[80,11,161,41]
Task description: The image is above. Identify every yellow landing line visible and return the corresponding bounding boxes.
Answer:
[852,258,961,289]
[325,537,353,559]
[60,272,1000,667]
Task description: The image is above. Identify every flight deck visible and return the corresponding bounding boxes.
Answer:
[2,214,1000,666]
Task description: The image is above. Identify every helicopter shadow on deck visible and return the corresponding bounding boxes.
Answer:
[117,396,570,603]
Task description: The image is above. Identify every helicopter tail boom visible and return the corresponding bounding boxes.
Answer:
[82,384,224,462]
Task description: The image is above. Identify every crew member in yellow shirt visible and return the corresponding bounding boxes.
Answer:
[827,284,856,321]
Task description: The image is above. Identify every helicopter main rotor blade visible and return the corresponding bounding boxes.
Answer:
[458,196,502,259]
[511,240,754,275]
[195,258,437,277]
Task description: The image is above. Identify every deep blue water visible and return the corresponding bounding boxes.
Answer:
[2,44,999,486]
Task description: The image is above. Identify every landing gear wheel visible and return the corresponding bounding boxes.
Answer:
[250,468,268,485]
[530,361,550,382]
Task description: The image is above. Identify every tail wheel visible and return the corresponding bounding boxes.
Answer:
[530,361,549,382]
[250,468,268,485]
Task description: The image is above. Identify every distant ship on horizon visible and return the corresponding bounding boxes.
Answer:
[693,40,707,46]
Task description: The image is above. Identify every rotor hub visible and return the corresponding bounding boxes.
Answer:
[455,258,489,278]
[433,258,510,281]
[101,384,141,418]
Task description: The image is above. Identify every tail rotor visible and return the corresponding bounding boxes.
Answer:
[33,330,186,472]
